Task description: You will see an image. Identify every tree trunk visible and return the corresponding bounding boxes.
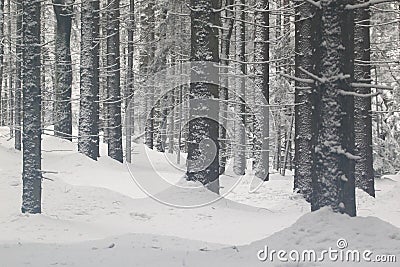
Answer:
[21,0,42,214]
[78,0,99,160]
[125,0,135,163]
[14,0,22,150]
[53,0,73,141]
[293,1,319,201]
[312,0,356,217]
[0,0,4,127]
[187,0,220,193]
[254,0,270,181]
[233,0,246,176]
[354,0,374,197]
[106,0,123,162]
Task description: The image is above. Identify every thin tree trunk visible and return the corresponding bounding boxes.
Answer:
[106,0,123,162]
[21,0,42,214]
[0,0,4,127]
[354,0,375,197]
[14,0,22,150]
[233,0,246,176]
[254,0,270,181]
[125,0,135,163]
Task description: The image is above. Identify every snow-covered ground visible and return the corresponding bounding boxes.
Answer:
[0,127,399,266]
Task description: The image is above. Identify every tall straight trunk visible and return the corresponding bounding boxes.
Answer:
[254,0,269,181]
[0,0,4,127]
[93,0,100,157]
[233,0,246,176]
[187,0,220,193]
[21,0,42,214]
[354,0,374,197]
[7,0,13,138]
[53,0,73,140]
[106,0,123,162]
[14,0,22,150]
[312,0,356,217]
[219,0,234,175]
[125,0,135,163]
[294,1,319,201]
[142,0,155,150]
[79,0,98,160]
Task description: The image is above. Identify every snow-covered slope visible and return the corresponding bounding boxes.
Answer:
[0,128,399,266]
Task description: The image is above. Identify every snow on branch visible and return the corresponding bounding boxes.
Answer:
[280,73,315,84]
[298,67,326,83]
[338,90,380,98]
[345,0,395,10]
[303,0,322,9]
[350,82,393,90]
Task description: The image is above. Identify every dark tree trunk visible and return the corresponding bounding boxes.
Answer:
[254,0,270,181]
[187,0,220,193]
[106,0,123,162]
[79,0,99,160]
[312,0,356,217]
[93,0,100,157]
[0,0,4,127]
[53,0,73,141]
[21,0,42,214]
[294,1,319,202]
[125,0,135,163]
[233,0,246,176]
[354,0,374,197]
[14,0,22,150]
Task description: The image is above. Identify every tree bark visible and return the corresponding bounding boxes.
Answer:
[312,0,356,217]
[187,0,220,193]
[21,0,42,214]
[53,0,73,141]
[354,0,374,197]
[14,0,22,150]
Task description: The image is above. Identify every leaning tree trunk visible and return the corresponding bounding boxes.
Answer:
[254,0,270,181]
[233,0,246,176]
[21,0,42,214]
[53,0,73,141]
[79,0,99,160]
[187,0,220,193]
[106,0,123,162]
[293,1,319,202]
[312,0,356,217]
[14,0,22,150]
[354,0,374,197]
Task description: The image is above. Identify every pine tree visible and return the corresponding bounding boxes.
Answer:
[21,0,42,214]
[14,0,22,151]
[187,0,220,193]
[53,0,73,140]
[312,0,356,217]
[354,0,375,197]
[79,0,99,160]
[106,0,123,162]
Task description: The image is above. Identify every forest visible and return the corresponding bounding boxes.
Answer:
[0,0,399,266]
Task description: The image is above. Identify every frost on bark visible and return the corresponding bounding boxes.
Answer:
[187,0,220,193]
[21,0,42,214]
[312,0,356,217]
[53,0,73,141]
[0,0,4,127]
[14,0,22,151]
[254,0,269,181]
[125,0,135,163]
[354,0,374,197]
[293,1,319,202]
[106,0,123,162]
[79,0,99,160]
[233,0,246,176]
[141,0,155,149]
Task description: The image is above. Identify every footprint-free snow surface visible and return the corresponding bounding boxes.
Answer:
[0,128,399,266]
